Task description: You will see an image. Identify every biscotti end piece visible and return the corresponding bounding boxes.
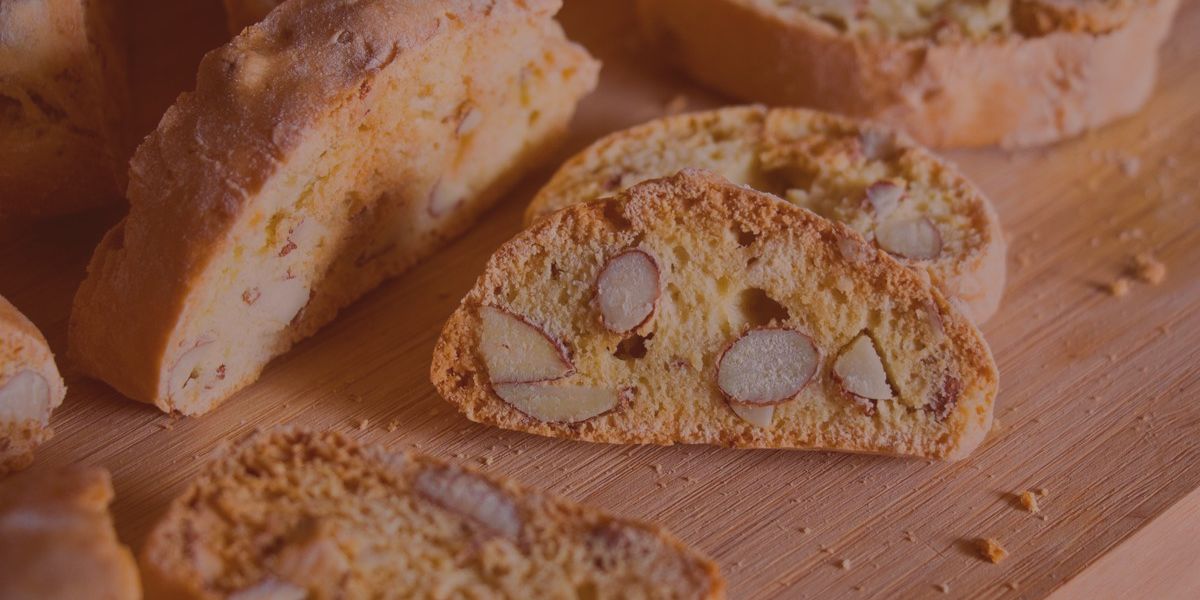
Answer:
[0,0,129,216]
[525,106,1006,322]
[636,0,1179,147]
[435,170,998,460]
[0,296,67,476]
[0,466,140,599]
[142,428,724,599]
[68,0,598,415]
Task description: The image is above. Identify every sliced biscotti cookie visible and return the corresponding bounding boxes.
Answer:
[0,466,140,599]
[636,0,1179,147]
[0,296,67,476]
[69,0,599,416]
[435,170,998,460]
[0,0,129,216]
[142,428,724,599]
[526,106,1006,322]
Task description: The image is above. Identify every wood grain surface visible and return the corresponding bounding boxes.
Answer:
[2,0,1198,597]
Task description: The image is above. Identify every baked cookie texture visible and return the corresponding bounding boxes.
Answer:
[141,428,724,599]
[69,0,599,416]
[0,0,129,216]
[434,170,998,460]
[636,0,1180,148]
[0,295,67,477]
[0,466,140,599]
[526,106,1006,323]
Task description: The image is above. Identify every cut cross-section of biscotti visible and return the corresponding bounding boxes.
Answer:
[0,0,130,216]
[526,106,1006,323]
[434,170,999,460]
[69,0,599,415]
[0,295,67,476]
[141,428,724,599]
[635,0,1179,148]
[0,466,140,599]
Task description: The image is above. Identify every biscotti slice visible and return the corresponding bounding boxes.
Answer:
[69,0,599,415]
[526,106,1006,322]
[434,170,998,460]
[0,295,67,476]
[636,0,1179,147]
[0,466,140,599]
[221,0,280,33]
[0,0,129,216]
[142,428,724,599]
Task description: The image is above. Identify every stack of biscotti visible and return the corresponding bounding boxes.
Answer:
[636,0,1180,147]
[0,295,67,476]
[142,428,724,599]
[0,466,140,599]
[0,0,129,216]
[69,0,599,416]
[434,170,999,460]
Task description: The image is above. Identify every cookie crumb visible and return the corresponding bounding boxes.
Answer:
[1106,278,1130,297]
[386,419,400,433]
[1006,581,1020,591]
[978,538,1008,563]
[935,583,950,594]
[664,94,688,114]
[651,463,664,475]
[838,558,852,570]
[1132,252,1166,285]
[1019,490,1040,513]
[905,530,918,542]
[357,418,369,431]
[800,526,812,534]
[1037,487,1049,496]
[479,455,494,466]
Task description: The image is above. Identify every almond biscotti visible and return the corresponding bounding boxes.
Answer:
[434,170,998,460]
[142,428,724,599]
[0,0,129,216]
[0,466,140,599]
[526,106,1006,322]
[636,0,1180,147]
[0,295,66,476]
[69,0,599,416]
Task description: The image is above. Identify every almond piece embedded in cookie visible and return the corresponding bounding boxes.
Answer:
[729,403,775,428]
[168,337,216,397]
[413,465,522,541]
[833,334,892,402]
[876,217,942,260]
[0,371,50,423]
[596,249,660,333]
[492,383,620,424]
[254,274,310,325]
[865,180,904,218]
[480,306,573,384]
[717,328,819,406]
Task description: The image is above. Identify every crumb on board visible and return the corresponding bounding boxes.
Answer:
[978,538,1009,563]
[651,463,664,475]
[1037,487,1049,497]
[357,418,369,431]
[1019,490,1040,513]
[1132,252,1167,285]
[1006,581,1020,591]
[800,527,812,534]
[838,558,852,570]
[386,419,399,433]
[936,583,950,594]
[1106,278,1130,297]
[479,456,494,466]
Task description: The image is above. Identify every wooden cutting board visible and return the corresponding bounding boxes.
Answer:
[2,0,1198,597]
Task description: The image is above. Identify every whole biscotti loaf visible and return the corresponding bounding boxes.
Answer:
[434,170,999,460]
[69,0,599,416]
[0,0,130,216]
[141,428,724,599]
[0,466,140,599]
[636,0,1179,148]
[526,106,1007,322]
[0,295,66,476]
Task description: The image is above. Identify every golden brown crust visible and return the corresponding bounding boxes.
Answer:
[0,0,129,216]
[435,170,998,460]
[0,466,140,599]
[0,295,66,476]
[525,106,1007,322]
[636,0,1180,148]
[141,428,724,599]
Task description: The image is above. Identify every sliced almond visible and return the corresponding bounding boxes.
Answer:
[479,306,572,384]
[492,382,620,423]
[255,274,310,325]
[168,336,216,396]
[427,178,468,217]
[455,104,483,136]
[414,466,522,541]
[596,250,660,333]
[0,370,51,423]
[717,328,820,406]
[865,181,904,218]
[833,334,892,402]
[730,403,775,428]
[876,217,942,260]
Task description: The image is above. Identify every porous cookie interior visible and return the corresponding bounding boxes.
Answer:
[143,430,718,599]
[159,10,593,414]
[445,171,996,458]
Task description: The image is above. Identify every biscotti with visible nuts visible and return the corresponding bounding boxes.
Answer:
[69,0,599,416]
[141,428,724,599]
[636,0,1180,147]
[0,466,140,599]
[0,0,129,216]
[526,106,1007,322]
[434,170,998,460]
[0,295,67,476]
